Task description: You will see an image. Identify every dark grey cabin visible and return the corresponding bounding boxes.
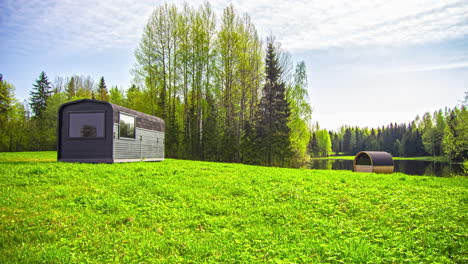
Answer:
[58,99,165,163]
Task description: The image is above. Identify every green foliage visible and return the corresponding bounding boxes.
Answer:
[108,86,125,105]
[0,152,466,263]
[29,71,52,118]
[0,75,25,152]
[330,103,466,161]
[0,74,14,119]
[422,111,446,157]
[443,107,468,161]
[288,61,312,167]
[255,37,292,167]
[2,3,313,169]
[310,129,332,157]
[132,2,277,164]
[97,77,108,101]
[63,75,95,100]
[65,76,76,99]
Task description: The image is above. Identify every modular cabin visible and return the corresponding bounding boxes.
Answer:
[58,99,165,163]
[353,151,394,174]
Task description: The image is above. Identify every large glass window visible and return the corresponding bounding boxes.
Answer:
[69,112,105,138]
[119,113,135,139]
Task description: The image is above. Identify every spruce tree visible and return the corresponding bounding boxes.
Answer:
[29,71,51,118]
[255,38,291,166]
[97,76,108,101]
[66,76,76,99]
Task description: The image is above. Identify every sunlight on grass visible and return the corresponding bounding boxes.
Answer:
[0,151,466,263]
[0,151,56,162]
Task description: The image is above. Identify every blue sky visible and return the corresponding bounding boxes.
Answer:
[1,0,467,130]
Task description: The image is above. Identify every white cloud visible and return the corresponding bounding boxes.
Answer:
[232,0,468,50]
[1,0,468,56]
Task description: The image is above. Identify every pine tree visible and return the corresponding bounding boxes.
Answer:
[97,76,108,101]
[66,76,76,99]
[342,128,352,155]
[255,37,291,166]
[29,71,51,118]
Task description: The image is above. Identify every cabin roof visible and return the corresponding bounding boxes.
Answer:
[354,151,394,166]
[59,99,165,132]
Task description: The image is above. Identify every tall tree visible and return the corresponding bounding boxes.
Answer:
[65,76,76,99]
[288,61,312,166]
[29,71,52,118]
[52,76,64,94]
[97,76,109,101]
[443,107,468,161]
[255,37,292,166]
[0,74,16,151]
[217,4,242,161]
[0,74,14,122]
[315,129,332,157]
[421,112,436,156]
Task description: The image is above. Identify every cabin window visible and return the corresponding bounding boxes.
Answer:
[69,112,105,138]
[119,113,135,139]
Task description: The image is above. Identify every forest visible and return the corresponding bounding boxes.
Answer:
[0,3,467,166]
[315,105,468,161]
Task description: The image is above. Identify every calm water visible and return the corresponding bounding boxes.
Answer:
[309,159,466,177]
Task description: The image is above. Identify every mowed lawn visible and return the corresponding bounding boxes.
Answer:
[0,152,466,263]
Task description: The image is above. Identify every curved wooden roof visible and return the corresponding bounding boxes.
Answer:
[354,151,394,166]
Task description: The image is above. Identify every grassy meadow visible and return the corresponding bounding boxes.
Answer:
[0,152,467,263]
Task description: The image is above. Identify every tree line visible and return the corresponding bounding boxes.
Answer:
[311,103,467,161]
[0,3,312,168]
[0,72,125,152]
[0,2,465,165]
[130,3,312,167]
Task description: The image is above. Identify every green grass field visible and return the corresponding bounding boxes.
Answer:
[0,152,466,263]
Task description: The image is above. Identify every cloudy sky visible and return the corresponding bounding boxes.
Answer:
[1,0,467,130]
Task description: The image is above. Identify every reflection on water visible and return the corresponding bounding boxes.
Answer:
[309,159,466,177]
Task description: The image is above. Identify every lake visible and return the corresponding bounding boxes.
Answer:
[309,159,466,177]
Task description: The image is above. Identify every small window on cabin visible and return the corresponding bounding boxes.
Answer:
[69,112,105,138]
[119,113,135,139]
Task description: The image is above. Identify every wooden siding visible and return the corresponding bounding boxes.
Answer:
[354,165,394,174]
[372,166,394,174]
[354,165,373,173]
[113,124,165,160]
